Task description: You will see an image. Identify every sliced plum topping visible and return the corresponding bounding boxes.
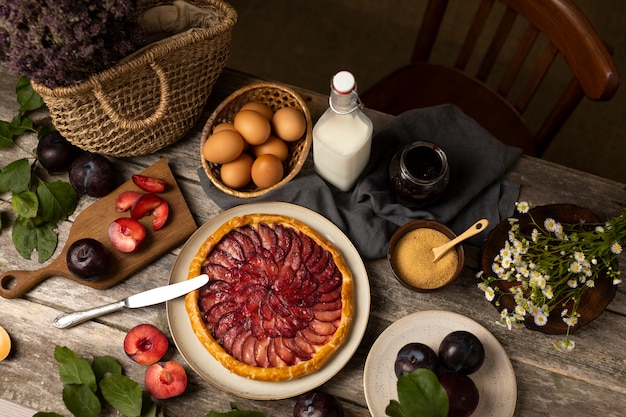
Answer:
[197,222,344,369]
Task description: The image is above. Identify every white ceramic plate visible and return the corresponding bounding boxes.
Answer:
[364,310,516,417]
[166,202,370,400]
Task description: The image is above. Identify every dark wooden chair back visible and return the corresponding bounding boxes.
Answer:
[361,0,619,156]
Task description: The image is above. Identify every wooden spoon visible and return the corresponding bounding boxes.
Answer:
[432,219,489,262]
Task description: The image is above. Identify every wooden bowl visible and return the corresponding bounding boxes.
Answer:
[200,82,312,198]
[387,219,465,292]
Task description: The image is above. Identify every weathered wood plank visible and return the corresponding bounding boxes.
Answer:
[2,67,626,416]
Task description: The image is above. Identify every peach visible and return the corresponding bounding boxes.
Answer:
[123,324,168,365]
[144,360,187,399]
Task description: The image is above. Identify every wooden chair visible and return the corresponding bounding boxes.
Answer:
[361,0,619,156]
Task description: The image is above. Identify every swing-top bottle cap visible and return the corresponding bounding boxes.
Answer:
[332,71,356,94]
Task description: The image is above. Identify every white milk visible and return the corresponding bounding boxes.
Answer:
[313,71,373,192]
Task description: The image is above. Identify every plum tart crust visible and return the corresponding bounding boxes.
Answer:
[186,213,354,381]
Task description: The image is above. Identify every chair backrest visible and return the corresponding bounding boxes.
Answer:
[410,0,619,155]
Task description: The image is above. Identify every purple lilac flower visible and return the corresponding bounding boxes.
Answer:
[0,0,145,88]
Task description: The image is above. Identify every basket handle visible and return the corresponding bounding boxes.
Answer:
[93,62,171,130]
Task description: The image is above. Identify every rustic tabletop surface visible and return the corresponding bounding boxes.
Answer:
[1,65,625,417]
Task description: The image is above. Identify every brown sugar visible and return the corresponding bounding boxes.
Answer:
[392,228,459,289]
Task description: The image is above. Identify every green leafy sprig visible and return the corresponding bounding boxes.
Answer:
[34,345,161,417]
[386,369,448,417]
[0,76,78,262]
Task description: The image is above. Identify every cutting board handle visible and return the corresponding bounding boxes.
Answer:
[0,258,67,299]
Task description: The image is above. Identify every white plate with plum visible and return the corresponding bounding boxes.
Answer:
[364,310,516,417]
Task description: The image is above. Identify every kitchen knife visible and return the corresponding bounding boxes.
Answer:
[53,274,209,329]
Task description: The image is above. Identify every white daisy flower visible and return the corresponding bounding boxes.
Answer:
[534,311,548,326]
[611,241,622,255]
[484,286,495,302]
[569,262,583,274]
[516,201,530,213]
[544,218,558,232]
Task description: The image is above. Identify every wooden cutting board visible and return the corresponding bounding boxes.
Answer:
[0,158,197,299]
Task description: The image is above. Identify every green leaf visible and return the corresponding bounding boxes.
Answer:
[385,369,448,417]
[11,220,37,259]
[54,346,97,392]
[0,121,15,147]
[12,190,39,218]
[0,158,31,193]
[205,403,266,417]
[33,413,66,417]
[141,390,160,417]
[9,114,34,136]
[91,355,122,383]
[141,399,159,417]
[12,220,57,262]
[17,76,44,114]
[62,384,101,417]
[385,400,407,417]
[36,179,78,223]
[100,374,144,417]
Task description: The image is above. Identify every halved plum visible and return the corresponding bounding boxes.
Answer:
[108,217,146,253]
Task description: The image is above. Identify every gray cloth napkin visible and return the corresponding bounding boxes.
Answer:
[198,104,522,259]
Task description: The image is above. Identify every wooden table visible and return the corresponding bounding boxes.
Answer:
[1,65,625,417]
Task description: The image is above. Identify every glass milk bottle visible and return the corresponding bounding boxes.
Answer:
[313,71,373,191]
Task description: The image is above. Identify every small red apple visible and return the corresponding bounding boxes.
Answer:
[132,174,167,193]
[123,324,169,365]
[145,360,188,400]
[108,217,146,253]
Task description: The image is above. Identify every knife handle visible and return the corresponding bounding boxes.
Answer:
[53,300,126,329]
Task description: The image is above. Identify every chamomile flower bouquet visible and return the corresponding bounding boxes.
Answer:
[478,201,624,352]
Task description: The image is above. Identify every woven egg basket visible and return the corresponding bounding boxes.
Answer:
[30,0,237,158]
[201,82,313,198]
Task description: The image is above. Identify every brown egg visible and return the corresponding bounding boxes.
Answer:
[272,107,306,142]
[213,122,236,133]
[234,110,272,145]
[220,153,254,189]
[202,129,244,164]
[240,102,274,120]
[251,154,284,189]
[252,135,289,161]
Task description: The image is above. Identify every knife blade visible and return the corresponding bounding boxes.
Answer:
[53,274,209,329]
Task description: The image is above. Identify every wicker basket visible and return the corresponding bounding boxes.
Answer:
[31,0,237,157]
[201,82,313,198]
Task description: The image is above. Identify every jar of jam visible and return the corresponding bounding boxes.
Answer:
[388,141,449,207]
